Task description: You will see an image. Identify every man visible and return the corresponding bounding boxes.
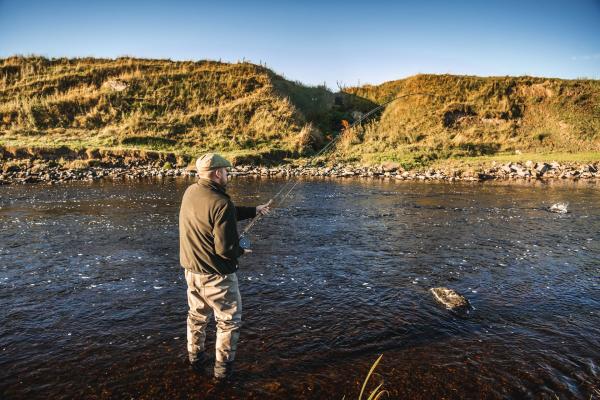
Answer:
[179,153,270,380]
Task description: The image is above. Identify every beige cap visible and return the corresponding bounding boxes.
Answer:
[195,153,232,172]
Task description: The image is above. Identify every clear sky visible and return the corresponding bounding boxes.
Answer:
[1,0,599,87]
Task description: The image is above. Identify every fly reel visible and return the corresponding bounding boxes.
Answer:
[239,235,252,250]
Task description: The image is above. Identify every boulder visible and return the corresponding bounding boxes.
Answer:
[502,163,515,173]
[525,160,535,168]
[536,163,550,174]
[430,287,472,314]
[513,168,528,177]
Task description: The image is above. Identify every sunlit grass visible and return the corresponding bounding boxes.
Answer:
[342,354,388,400]
[444,151,600,163]
[1,57,599,167]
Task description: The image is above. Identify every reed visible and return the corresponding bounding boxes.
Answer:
[342,354,388,400]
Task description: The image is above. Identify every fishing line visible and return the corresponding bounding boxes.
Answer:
[238,92,435,248]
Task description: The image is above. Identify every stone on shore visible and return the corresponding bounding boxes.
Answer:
[0,156,598,185]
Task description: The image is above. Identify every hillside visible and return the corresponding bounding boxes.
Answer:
[341,74,600,166]
[0,56,371,163]
[1,57,599,167]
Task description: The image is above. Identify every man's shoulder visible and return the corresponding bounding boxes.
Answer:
[185,181,215,195]
[184,182,230,205]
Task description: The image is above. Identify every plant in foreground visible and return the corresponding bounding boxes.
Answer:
[343,354,388,400]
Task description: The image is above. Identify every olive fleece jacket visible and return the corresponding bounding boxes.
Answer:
[179,178,256,275]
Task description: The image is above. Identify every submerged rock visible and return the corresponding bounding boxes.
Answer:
[430,287,471,313]
[549,202,568,214]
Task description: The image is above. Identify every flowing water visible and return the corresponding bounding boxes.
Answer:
[0,177,598,399]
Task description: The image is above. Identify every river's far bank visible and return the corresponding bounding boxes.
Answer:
[1,155,599,185]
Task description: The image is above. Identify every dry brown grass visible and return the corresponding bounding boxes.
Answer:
[1,58,599,167]
[340,74,600,165]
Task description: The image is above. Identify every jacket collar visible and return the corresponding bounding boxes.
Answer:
[197,178,229,198]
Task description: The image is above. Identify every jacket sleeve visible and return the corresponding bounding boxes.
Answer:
[235,206,257,221]
[213,201,245,260]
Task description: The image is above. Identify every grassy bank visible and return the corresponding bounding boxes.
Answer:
[326,149,600,171]
[338,74,600,166]
[0,56,370,158]
[1,57,599,168]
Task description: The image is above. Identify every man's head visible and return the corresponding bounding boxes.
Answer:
[195,153,232,187]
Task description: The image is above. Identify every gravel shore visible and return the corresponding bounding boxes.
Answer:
[1,159,599,185]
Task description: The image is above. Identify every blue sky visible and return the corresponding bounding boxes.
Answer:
[1,0,599,87]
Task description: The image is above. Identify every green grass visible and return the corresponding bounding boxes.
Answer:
[425,151,600,172]
[337,149,600,169]
[120,135,177,149]
[437,151,600,164]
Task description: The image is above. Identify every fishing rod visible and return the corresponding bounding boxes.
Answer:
[238,92,435,249]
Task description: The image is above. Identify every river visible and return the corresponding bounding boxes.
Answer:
[1,177,598,399]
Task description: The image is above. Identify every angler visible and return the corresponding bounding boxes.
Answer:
[179,153,271,380]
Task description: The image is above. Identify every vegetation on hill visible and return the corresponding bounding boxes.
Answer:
[1,57,599,167]
[0,56,371,163]
[340,74,600,167]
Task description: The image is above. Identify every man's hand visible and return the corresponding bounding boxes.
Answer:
[256,200,272,216]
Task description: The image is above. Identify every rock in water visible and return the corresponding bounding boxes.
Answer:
[549,202,568,214]
[430,287,471,313]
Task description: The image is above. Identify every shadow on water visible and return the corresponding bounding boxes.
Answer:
[0,177,599,399]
